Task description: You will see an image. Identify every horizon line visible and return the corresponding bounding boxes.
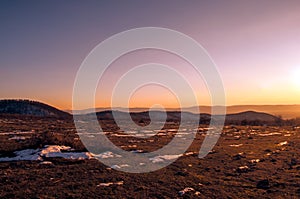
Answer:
[69,104,300,111]
[1,98,300,110]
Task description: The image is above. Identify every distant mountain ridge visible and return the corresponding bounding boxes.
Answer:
[224,111,278,122]
[0,99,285,125]
[77,110,279,125]
[69,105,300,119]
[0,99,71,118]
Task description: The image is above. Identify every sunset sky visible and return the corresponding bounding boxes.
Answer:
[1,1,300,110]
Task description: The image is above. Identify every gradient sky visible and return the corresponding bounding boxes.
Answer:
[1,1,300,109]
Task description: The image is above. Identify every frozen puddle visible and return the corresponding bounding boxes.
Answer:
[0,145,93,162]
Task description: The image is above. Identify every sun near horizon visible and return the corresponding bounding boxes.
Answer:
[1,1,300,110]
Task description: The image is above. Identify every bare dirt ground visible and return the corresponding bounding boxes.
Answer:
[0,115,299,198]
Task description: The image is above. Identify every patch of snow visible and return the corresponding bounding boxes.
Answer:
[237,166,249,172]
[40,145,92,160]
[176,132,190,135]
[250,159,260,163]
[124,130,137,134]
[184,151,195,156]
[93,151,122,159]
[0,131,34,135]
[278,141,288,146]
[97,181,124,187]
[258,132,281,136]
[111,164,129,169]
[133,134,145,137]
[178,187,195,196]
[236,165,251,173]
[131,149,144,153]
[0,149,42,161]
[40,145,72,154]
[44,151,92,160]
[115,181,124,185]
[8,136,28,140]
[0,145,93,162]
[39,161,53,165]
[112,134,131,137]
[86,135,95,138]
[229,144,243,147]
[140,130,154,133]
[149,154,182,163]
[195,191,201,196]
[144,133,156,137]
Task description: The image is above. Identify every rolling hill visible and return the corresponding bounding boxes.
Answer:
[0,99,284,125]
[0,99,71,118]
[82,110,280,125]
[69,105,300,119]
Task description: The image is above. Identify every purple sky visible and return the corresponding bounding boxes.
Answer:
[1,1,300,109]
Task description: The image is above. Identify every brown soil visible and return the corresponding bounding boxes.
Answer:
[0,115,299,198]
